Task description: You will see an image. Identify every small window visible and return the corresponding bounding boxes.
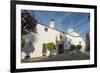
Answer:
[44,27,48,32]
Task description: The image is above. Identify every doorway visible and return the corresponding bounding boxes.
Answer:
[42,43,47,56]
[58,43,64,54]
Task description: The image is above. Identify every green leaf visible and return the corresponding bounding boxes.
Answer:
[46,42,55,51]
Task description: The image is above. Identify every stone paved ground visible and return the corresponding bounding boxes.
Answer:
[47,52,90,61]
[22,52,90,63]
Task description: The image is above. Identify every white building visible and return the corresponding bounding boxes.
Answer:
[21,19,86,59]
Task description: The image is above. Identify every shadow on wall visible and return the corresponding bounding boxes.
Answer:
[21,40,35,57]
[21,33,36,59]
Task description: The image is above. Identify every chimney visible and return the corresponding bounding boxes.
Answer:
[49,19,55,28]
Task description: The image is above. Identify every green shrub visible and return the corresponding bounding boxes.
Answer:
[77,45,82,50]
[46,42,55,51]
[70,44,76,51]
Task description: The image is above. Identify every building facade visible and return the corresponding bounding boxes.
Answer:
[21,19,86,59]
[86,32,90,52]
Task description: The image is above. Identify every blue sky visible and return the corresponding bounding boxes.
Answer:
[23,10,90,40]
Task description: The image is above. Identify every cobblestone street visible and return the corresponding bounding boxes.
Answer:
[22,52,90,63]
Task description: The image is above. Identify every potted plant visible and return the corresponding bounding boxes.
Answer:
[76,44,82,52]
[46,42,55,57]
[70,44,76,51]
[70,44,76,54]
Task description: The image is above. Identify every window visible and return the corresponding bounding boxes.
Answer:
[44,27,48,32]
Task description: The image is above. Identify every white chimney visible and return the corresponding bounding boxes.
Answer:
[49,19,55,28]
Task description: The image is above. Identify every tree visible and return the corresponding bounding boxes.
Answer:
[21,10,37,35]
[46,42,55,56]
[70,44,76,51]
[77,44,82,51]
[76,42,82,52]
[21,10,38,59]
